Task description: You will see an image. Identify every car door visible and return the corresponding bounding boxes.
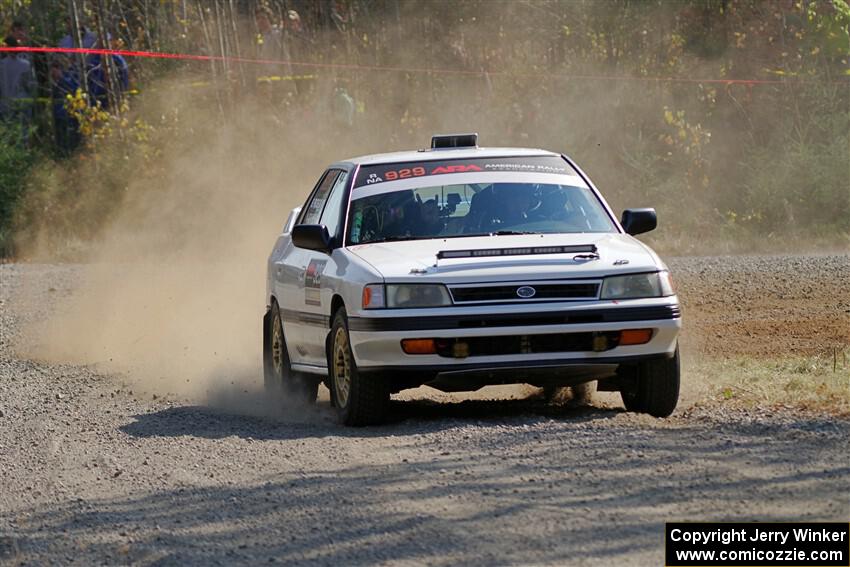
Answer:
[298,169,352,367]
[278,169,351,368]
[275,169,340,366]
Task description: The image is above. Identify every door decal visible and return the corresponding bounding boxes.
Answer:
[304,259,327,306]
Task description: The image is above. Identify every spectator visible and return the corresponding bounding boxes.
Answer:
[255,8,282,61]
[10,20,27,45]
[331,1,352,33]
[332,84,355,128]
[57,16,96,105]
[285,10,303,35]
[254,8,299,100]
[86,52,128,109]
[253,8,281,100]
[86,34,129,110]
[8,21,31,67]
[283,9,308,62]
[12,19,51,110]
[0,36,35,143]
[58,17,97,49]
[50,59,81,154]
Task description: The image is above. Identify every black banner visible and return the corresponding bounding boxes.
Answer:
[666,523,849,566]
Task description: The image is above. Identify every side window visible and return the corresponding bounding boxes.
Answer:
[300,170,340,225]
[318,171,350,239]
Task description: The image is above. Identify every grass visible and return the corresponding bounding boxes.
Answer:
[684,350,850,417]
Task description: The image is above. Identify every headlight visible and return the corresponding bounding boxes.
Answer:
[388,284,452,308]
[362,284,452,309]
[601,271,674,299]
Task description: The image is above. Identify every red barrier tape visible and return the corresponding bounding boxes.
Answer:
[1,46,845,86]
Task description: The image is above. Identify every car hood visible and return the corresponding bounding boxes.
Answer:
[347,233,663,283]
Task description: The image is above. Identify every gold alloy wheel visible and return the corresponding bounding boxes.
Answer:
[272,313,284,376]
[333,326,352,408]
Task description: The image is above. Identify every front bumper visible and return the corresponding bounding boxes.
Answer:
[349,298,681,371]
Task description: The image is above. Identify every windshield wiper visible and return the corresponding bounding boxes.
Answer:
[366,230,540,243]
[365,235,420,243]
[444,230,541,239]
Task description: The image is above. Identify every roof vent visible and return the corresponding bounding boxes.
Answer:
[431,133,479,149]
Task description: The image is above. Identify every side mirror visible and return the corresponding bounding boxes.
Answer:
[620,208,657,236]
[292,224,332,253]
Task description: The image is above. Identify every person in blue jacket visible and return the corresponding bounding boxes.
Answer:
[86,49,128,109]
[50,59,81,154]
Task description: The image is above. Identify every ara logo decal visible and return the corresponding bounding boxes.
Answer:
[365,173,383,184]
[430,164,483,175]
[304,259,327,306]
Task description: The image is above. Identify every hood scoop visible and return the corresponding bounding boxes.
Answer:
[437,244,598,261]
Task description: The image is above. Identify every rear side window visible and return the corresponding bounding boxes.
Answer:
[300,170,341,225]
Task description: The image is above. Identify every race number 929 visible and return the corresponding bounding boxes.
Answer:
[384,166,426,181]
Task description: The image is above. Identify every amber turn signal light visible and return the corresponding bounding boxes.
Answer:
[401,339,437,355]
[619,329,653,346]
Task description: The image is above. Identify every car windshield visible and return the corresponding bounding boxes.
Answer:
[347,182,617,245]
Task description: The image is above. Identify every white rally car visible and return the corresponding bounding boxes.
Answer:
[264,134,681,425]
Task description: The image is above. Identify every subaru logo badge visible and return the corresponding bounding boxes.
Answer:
[516,286,536,299]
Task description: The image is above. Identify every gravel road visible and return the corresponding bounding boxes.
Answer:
[1,256,848,566]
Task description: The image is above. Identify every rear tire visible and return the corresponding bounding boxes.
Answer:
[264,303,319,406]
[620,348,680,417]
[329,307,389,426]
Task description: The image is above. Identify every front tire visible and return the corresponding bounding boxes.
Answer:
[329,307,389,426]
[263,303,319,406]
[620,348,680,417]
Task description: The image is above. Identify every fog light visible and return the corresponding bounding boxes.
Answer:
[401,339,437,355]
[592,334,609,352]
[453,341,470,358]
[619,329,653,346]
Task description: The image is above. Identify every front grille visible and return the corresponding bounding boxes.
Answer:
[450,282,599,303]
[434,331,620,357]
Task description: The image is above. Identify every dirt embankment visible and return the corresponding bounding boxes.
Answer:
[673,255,849,358]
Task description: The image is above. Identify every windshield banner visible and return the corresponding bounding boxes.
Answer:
[353,155,577,188]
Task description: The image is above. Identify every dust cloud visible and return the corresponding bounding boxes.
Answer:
[10,50,510,410]
[13,85,328,407]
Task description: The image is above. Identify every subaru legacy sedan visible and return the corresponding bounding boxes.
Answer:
[264,134,681,425]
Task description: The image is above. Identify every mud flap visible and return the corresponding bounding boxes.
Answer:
[596,378,620,392]
[324,330,335,407]
[599,364,638,393]
[262,309,272,379]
